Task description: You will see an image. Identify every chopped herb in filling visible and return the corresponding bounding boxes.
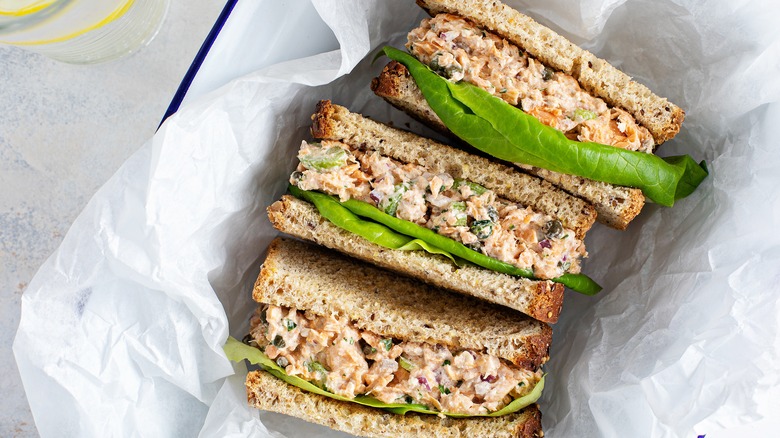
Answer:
[292,140,586,279]
[406,13,655,153]
[250,304,541,415]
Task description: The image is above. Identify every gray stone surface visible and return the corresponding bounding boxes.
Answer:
[0,2,224,436]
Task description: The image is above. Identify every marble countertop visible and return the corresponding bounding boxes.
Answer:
[0,2,225,435]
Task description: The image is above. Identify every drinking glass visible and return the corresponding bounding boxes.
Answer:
[0,0,169,64]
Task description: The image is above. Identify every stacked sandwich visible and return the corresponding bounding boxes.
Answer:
[226,238,550,436]
[225,0,706,436]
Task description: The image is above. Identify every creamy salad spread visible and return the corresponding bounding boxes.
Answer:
[292,140,586,279]
[407,14,655,153]
[249,304,542,415]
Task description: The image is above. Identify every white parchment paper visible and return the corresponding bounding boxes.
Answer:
[14,0,780,437]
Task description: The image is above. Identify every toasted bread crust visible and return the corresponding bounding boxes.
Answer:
[520,165,645,230]
[415,0,684,144]
[268,195,564,322]
[370,62,449,133]
[247,370,544,438]
[255,238,552,369]
[372,62,646,230]
[311,100,596,239]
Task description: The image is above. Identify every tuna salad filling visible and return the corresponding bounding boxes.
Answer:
[291,140,585,279]
[407,13,655,153]
[249,304,542,416]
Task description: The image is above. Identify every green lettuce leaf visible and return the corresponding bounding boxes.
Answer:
[224,336,543,417]
[289,186,602,295]
[381,46,708,207]
[287,184,457,265]
[397,238,469,266]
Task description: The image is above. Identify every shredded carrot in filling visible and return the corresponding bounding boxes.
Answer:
[250,304,541,415]
[291,140,586,279]
[407,13,655,152]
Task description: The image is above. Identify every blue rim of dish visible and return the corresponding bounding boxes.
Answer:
[158,0,239,129]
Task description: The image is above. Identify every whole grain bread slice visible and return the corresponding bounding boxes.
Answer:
[246,370,543,438]
[256,238,552,369]
[268,195,564,323]
[518,164,645,230]
[415,0,684,145]
[371,62,645,229]
[311,100,596,239]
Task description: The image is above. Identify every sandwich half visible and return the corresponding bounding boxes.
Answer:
[227,237,548,437]
[269,101,602,322]
[372,0,706,229]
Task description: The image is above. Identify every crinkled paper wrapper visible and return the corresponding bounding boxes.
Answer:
[14,0,780,436]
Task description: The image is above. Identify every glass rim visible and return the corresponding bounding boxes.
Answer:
[0,0,72,35]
